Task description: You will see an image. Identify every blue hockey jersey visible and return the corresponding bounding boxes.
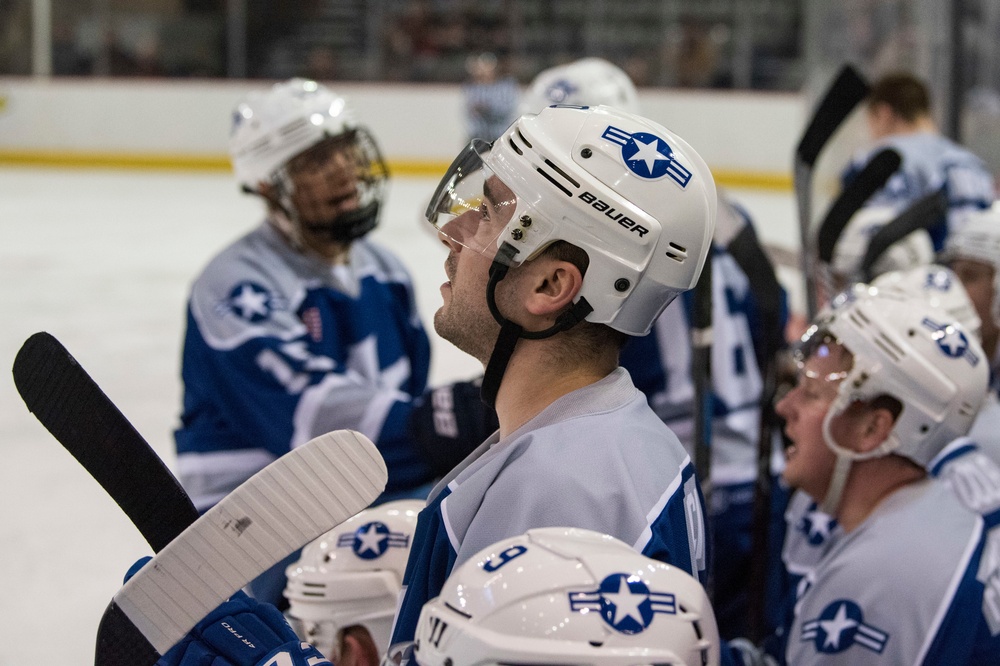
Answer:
[175,222,433,510]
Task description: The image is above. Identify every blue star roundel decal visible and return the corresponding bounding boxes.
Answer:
[602,126,692,187]
[922,317,980,366]
[802,600,888,654]
[336,521,410,560]
[568,573,677,634]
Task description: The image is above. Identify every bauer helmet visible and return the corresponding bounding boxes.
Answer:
[829,205,934,287]
[520,58,640,115]
[941,203,1000,327]
[795,290,987,511]
[414,527,719,666]
[229,77,388,243]
[426,104,716,337]
[284,499,423,660]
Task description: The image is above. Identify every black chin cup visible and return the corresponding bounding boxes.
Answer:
[300,200,381,243]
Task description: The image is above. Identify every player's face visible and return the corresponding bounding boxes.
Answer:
[434,175,518,362]
[776,339,852,501]
[287,136,363,251]
[950,257,997,344]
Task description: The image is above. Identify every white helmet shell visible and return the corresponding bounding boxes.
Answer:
[230,77,356,189]
[284,499,423,660]
[414,527,720,666]
[429,105,716,336]
[830,205,934,283]
[520,58,640,115]
[816,291,988,467]
[871,264,981,340]
[941,203,1000,327]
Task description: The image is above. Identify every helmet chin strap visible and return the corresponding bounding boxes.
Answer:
[480,242,594,408]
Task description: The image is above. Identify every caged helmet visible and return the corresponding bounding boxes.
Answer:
[519,58,640,116]
[427,104,717,337]
[940,203,1000,327]
[229,77,389,243]
[284,499,423,660]
[414,527,720,666]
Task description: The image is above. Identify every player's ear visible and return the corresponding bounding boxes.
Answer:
[855,396,900,453]
[521,255,584,318]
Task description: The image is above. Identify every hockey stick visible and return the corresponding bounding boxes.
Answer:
[691,249,713,507]
[860,189,948,282]
[815,147,903,264]
[12,331,199,551]
[95,429,388,665]
[794,64,870,320]
[724,215,786,643]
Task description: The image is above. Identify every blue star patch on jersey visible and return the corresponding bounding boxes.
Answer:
[802,600,888,654]
[568,573,677,634]
[226,282,274,323]
[602,126,692,187]
[336,521,410,560]
[924,268,953,291]
[797,504,837,547]
[922,317,980,366]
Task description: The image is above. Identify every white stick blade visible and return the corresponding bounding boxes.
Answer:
[114,430,387,654]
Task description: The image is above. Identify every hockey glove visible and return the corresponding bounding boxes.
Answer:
[123,558,331,666]
[409,378,499,476]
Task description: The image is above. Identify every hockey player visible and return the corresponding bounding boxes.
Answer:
[839,71,995,251]
[139,527,721,666]
[387,103,718,658]
[733,288,1000,664]
[520,57,788,639]
[940,204,1000,463]
[283,500,423,663]
[175,78,436,605]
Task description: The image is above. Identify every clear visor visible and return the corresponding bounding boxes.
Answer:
[793,326,853,383]
[425,139,522,263]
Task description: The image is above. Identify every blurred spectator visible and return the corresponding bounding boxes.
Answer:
[304,45,338,81]
[0,0,31,75]
[461,51,519,143]
[664,18,724,88]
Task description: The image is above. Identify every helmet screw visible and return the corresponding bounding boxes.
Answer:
[520,214,532,227]
[614,278,631,292]
[511,228,524,241]
[581,148,593,159]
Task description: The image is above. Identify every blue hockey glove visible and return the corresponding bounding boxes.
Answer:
[409,378,499,476]
[124,558,331,666]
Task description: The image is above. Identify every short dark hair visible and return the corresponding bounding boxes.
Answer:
[867,72,931,122]
[538,241,630,356]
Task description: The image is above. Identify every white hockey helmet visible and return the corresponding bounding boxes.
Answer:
[414,527,719,666]
[830,205,934,285]
[520,58,640,116]
[426,104,717,336]
[870,264,981,340]
[229,77,388,242]
[284,499,423,660]
[801,290,987,467]
[941,203,1000,327]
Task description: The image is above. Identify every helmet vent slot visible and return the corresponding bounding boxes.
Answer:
[665,242,688,263]
[444,601,472,619]
[536,168,573,197]
[872,332,905,361]
[507,137,523,156]
[543,159,580,188]
[516,129,533,148]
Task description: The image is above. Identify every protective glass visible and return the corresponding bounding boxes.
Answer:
[793,326,853,384]
[425,140,522,263]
